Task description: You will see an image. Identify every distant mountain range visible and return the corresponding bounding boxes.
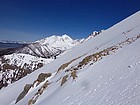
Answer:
[0,40,31,44]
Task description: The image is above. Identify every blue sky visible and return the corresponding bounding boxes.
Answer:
[0,0,140,41]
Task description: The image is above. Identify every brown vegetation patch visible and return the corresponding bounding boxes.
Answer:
[70,70,78,80]
[33,73,52,87]
[57,55,84,73]
[28,80,50,105]
[15,84,32,103]
[60,75,69,86]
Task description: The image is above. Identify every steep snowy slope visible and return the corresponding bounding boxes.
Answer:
[0,11,140,105]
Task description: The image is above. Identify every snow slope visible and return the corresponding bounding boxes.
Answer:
[0,11,140,105]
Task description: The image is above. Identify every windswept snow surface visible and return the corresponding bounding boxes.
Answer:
[0,11,140,105]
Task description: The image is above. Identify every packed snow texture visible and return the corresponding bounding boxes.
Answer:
[0,11,140,105]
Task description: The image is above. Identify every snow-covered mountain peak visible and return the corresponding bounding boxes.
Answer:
[36,34,74,45]
[36,34,80,50]
[15,34,81,58]
[61,34,73,40]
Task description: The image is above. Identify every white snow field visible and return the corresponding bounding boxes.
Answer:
[36,34,80,50]
[0,11,140,105]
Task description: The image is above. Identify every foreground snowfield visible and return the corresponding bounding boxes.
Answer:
[0,11,140,105]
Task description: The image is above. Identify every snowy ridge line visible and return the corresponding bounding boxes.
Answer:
[82,30,104,43]
[15,34,140,105]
